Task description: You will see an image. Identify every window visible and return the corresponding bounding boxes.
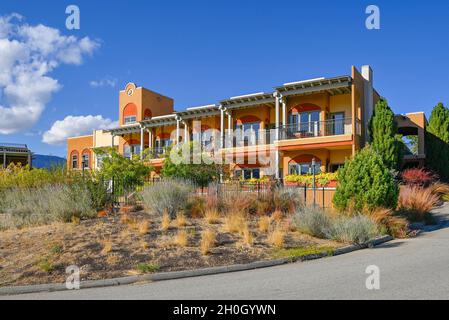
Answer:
[288,162,321,175]
[330,112,345,135]
[288,111,320,135]
[124,144,141,159]
[71,154,78,169]
[82,153,89,169]
[235,122,261,145]
[154,139,172,154]
[299,111,320,134]
[124,116,137,124]
[96,154,105,168]
[330,163,344,173]
[236,168,261,180]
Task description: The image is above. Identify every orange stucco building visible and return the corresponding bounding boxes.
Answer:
[66,65,427,178]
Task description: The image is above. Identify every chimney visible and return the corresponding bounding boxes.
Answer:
[361,65,374,142]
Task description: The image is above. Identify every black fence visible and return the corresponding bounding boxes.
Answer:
[109,177,336,209]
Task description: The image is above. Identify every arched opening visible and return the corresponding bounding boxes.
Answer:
[288,154,322,175]
[288,104,321,138]
[70,150,79,169]
[81,149,91,169]
[123,103,138,124]
[235,115,262,145]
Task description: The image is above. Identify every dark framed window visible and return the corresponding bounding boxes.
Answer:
[71,154,78,169]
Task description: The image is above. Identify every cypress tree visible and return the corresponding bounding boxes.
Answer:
[427,103,449,143]
[426,102,449,180]
[368,98,403,170]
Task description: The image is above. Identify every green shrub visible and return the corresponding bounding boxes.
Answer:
[0,163,68,190]
[326,215,378,244]
[161,142,222,187]
[141,179,194,218]
[333,146,399,212]
[293,206,332,238]
[0,184,96,230]
[136,263,160,273]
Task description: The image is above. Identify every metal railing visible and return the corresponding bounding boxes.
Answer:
[279,118,353,140]
[109,177,336,209]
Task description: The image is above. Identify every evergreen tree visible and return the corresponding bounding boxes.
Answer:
[333,146,399,212]
[426,102,449,181]
[368,98,403,170]
[427,102,449,142]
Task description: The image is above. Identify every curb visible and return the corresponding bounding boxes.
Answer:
[0,235,393,296]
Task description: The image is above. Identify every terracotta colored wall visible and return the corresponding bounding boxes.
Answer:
[67,135,93,169]
[119,83,174,126]
[232,105,271,129]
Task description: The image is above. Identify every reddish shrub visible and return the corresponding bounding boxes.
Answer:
[401,168,437,187]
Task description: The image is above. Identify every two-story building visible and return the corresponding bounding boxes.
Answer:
[67,65,427,179]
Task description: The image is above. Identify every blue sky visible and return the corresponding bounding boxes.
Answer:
[0,0,448,157]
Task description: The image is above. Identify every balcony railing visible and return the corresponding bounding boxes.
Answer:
[279,118,353,140]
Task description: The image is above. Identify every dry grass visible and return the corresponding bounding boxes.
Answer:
[268,224,285,248]
[224,211,247,234]
[223,193,257,214]
[161,211,171,231]
[106,254,119,265]
[200,229,216,255]
[140,240,149,250]
[271,210,283,222]
[173,230,189,247]
[205,188,220,211]
[137,220,150,235]
[398,186,439,222]
[119,214,131,225]
[241,225,253,246]
[258,216,271,233]
[204,209,220,224]
[175,212,187,228]
[101,239,113,255]
[256,201,271,216]
[429,182,449,201]
[371,208,408,238]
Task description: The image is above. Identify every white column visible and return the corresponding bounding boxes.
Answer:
[274,92,280,179]
[140,126,144,160]
[3,151,6,169]
[184,121,188,143]
[148,129,152,149]
[281,96,287,127]
[227,112,232,147]
[220,106,225,149]
[111,134,115,148]
[176,117,181,145]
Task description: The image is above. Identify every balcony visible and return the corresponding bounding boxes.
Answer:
[279,118,353,140]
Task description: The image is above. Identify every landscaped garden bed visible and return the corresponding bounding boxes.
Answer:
[0,209,342,287]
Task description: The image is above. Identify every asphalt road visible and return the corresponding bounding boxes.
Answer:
[3,221,449,300]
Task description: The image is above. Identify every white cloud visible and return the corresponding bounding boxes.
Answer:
[0,13,100,134]
[42,115,118,145]
[89,77,117,88]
